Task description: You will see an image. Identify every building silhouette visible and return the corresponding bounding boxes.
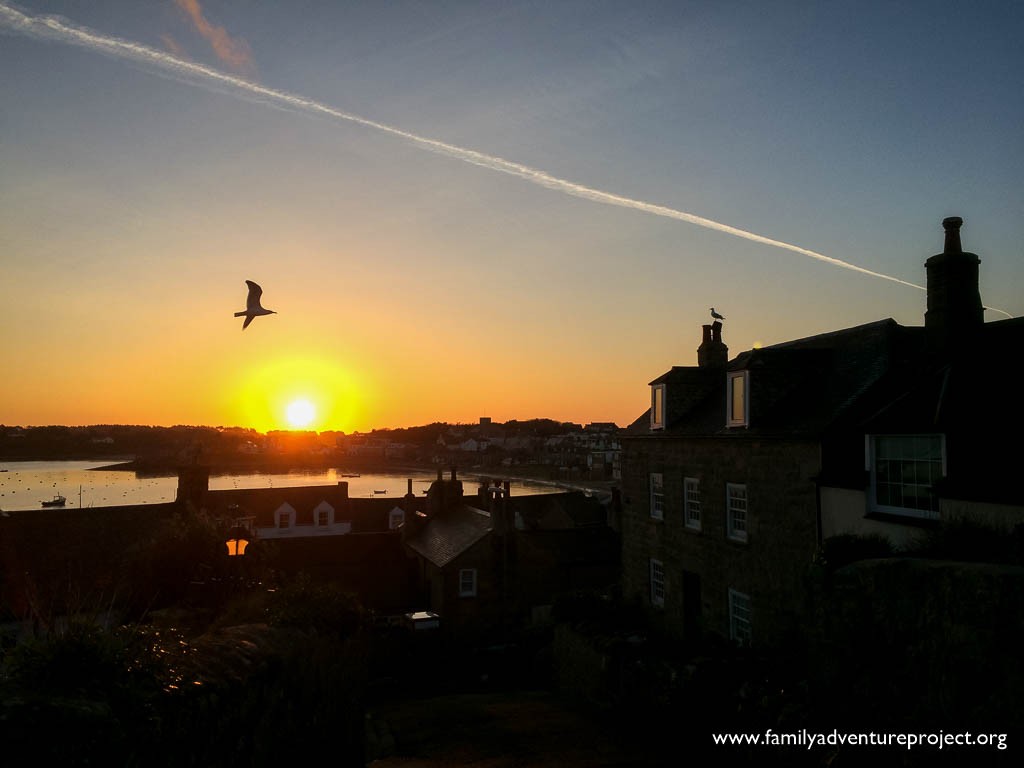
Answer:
[619,216,1024,647]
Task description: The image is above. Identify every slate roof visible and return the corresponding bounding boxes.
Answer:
[512,491,609,530]
[628,319,924,439]
[405,504,493,568]
[200,485,397,532]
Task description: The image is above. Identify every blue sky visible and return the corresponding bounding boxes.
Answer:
[1,1,1021,430]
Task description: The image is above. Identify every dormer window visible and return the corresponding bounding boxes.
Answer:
[651,384,665,430]
[313,500,334,527]
[274,502,295,529]
[727,371,748,428]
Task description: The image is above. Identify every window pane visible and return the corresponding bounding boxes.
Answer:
[730,590,752,645]
[650,473,664,520]
[730,376,745,422]
[650,559,665,606]
[872,435,942,517]
[727,484,747,540]
[685,478,701,528]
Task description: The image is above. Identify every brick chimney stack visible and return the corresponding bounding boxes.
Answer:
[925,216,983,356]
[697,321,729,367]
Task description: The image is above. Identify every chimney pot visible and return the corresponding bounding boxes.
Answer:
[942,216,963,254]
[697,321,728,368]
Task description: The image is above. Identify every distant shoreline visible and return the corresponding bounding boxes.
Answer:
[84,458,616,497]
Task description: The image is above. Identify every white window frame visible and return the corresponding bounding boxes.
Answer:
[726,483,747,542]
[684,476,701,531]
[727,371,749,428]
[867,434,945,519]
[650,558,665,607]
[275,503,295,529]
[650,384,666,430]
[312,501,334,527]
[649,472,664,520]
[729,588,752,646]
[458,568,478,597]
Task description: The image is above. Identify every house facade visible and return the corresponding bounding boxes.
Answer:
[619,216,1023,648]
[402,468,620,641]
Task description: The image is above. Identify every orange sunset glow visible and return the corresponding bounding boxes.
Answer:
[1,1,1021,435]
[226,355,364,434]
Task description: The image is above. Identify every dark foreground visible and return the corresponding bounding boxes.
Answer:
[366,690,662,767]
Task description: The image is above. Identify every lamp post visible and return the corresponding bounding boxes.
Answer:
[225,525,250,557]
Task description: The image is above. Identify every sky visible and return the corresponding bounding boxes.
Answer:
[1,0,1022,433]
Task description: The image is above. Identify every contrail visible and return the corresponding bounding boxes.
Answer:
[1,3,1012,317]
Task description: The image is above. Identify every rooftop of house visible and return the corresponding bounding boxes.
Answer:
[627,217,1022,443]
[629,318,922,439]
[200,483,410,531]
[404,503,493,568]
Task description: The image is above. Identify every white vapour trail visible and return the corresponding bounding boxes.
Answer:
[1,3,1012,317]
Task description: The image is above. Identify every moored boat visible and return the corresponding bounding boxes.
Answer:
[41,494,67,507]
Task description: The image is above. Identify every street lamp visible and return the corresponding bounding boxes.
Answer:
[225,525,250,557]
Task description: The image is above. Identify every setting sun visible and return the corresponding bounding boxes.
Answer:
[286,399,316,429]
[224,354,366,433]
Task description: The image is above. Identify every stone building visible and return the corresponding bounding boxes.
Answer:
[618,216,1024,648]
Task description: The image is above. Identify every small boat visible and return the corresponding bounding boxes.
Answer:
[373,489,387,495]
[41,494,67,508]
[340,473,361,478]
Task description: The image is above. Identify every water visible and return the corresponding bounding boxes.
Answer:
[0,460,561,512]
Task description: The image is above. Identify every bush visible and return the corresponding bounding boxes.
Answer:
[814,533,893,571]
[0,622,168,765]
[911,519,1023,565]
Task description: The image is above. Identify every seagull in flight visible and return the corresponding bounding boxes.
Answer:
[235,280,276,329]
[710,307,725,321]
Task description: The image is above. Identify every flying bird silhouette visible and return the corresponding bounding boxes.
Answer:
[710,307,725,321]
[235,280,276,329]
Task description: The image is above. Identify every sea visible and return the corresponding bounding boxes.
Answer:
[0,460,562,513]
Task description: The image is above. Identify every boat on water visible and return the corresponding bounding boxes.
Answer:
[41,494,67,508]
[340,473,361,478]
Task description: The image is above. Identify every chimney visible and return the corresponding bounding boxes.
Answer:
[925,216,983,356]
[426,466,463,518]
[337,481,349,499]
[697,321,729,368]
[175,464,209,507]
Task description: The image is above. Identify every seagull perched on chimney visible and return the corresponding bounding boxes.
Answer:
[710,307,725,321]
[235,280,276,330]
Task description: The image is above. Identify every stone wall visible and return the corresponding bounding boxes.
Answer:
[808,557,1024,731]
[619,434,820,646]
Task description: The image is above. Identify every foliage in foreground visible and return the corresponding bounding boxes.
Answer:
[0,578,369,767]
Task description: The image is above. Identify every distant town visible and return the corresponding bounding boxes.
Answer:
[0,418,624,486]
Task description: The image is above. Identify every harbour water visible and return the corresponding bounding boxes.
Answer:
[0,460,561,512]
